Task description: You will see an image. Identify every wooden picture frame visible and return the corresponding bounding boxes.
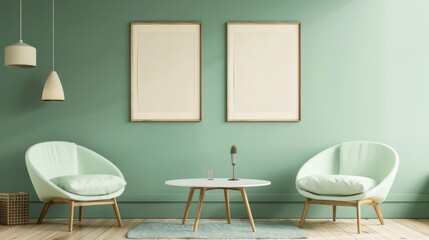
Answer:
[227,22,301,122]
[131,22,201,121]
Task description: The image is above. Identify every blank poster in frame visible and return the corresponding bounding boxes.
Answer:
[131,22,201,121]
[227,22,301,122]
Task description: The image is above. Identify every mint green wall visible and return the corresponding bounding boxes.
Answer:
[0,0,428,219]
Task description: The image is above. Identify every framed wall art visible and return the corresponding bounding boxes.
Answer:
[131,22,201,121]
[227,22,301,122]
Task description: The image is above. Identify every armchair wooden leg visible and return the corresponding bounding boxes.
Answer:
[356,200,362,234]
[373,203,385,225]
[112,198,123,227]
[79,206,83,222]
[69,201,75,232]
[333,205,337,222]
[299,198,376,234]
[299,198,310,228]
[37,201,52,224]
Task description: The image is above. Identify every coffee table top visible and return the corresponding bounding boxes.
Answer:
[165,178,271,188]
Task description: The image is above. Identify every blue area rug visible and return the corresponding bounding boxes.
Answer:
[127,219,309,239]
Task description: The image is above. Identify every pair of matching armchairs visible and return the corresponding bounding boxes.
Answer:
[25,141,126,232]
[26,141,398,234]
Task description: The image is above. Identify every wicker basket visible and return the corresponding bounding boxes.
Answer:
[0,192,29,225]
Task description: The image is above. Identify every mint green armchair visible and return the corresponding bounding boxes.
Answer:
[295,141,399,233]
[26,141,126,231]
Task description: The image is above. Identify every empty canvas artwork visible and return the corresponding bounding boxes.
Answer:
[131,22,201,121]
[227,22,300,121]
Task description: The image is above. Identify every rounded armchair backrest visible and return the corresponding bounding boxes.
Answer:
[25,141,78,180]
[338,141,398,183]
[26,141,125,202]
[296,141,399,203]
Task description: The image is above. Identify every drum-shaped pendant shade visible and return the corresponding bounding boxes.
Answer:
[5,40,36,68]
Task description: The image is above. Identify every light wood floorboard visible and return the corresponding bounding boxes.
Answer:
[0,218,427,240]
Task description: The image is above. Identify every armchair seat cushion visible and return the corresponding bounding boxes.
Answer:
[297,174,377,196]
[51,174,126,196]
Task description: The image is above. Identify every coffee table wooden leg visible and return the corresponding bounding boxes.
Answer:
[224,189,231,224]
[193,187,206,232]
[182,187,195,224]
[239,187,256,232]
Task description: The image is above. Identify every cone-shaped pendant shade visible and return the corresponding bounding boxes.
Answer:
[42,71,64,101]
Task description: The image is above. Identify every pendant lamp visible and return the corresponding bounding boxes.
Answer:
[42,0,64,101]
[4,0,37,68]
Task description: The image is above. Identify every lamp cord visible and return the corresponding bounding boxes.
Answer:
[19,0,22,41]
[52,0,55,71]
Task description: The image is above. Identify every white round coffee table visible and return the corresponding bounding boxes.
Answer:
[165,178,271,232]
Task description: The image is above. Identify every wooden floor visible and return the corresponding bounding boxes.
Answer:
[0,218,428,240]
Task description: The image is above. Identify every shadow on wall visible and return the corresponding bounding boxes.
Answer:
[421,176,429,198]
[18,77,45,110]
[418,176,429,209]
[0,150,34,195]
[0,75,45,142]
[233,164,310,219]
[0,76,44,197]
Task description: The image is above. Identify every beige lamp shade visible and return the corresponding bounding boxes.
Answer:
[42,71,64,101]
[5,40,36,68]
